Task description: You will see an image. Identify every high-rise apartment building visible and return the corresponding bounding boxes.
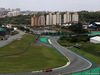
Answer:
[46,13,53,25]
[56,12,61,25]
[7,12,13,17]
[46,12,61,25]
[31,15,45,26]
[39,15,45,25]
[31,15,39,26]
[7,11,21,17]
[49,13,53,25]
[13,11,21,16]
[64,12,71,23]
[53,14,56,25]
[72,12,79,23]
[46,15,49,25]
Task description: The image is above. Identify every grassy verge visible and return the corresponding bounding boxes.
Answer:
[59,39,89,46]
[0,34,36,55]
[71,47,100,64]
[0,34,67,73]
[58,37,100,64]
[81,44,100,55]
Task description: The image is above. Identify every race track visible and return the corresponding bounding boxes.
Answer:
[0,36,92,75]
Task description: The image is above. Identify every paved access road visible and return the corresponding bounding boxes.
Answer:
[0,36,92,75]
[0,31,25,48]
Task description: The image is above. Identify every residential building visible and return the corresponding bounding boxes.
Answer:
[46,12,61,25]
[49,13,53,25]
[64,12,71,23]
[72,12,79,23]
[46,15,49,25]
[46,13,53,25]
[39,15,45,25]
[7,12,13,17]
[31,15,39,26]
[31,17,34,26]
[7,11,21,17]
[56,12,61,25]
[53,14,56,25]
[13,11,20,16]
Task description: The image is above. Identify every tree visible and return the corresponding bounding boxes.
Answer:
[68,23,88,34]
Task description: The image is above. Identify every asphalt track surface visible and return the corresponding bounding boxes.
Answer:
[0,36,92,75]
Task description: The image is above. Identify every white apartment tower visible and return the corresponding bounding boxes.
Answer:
[56,12,61,25]
[46,13,53,25]
[53,14,56,25]
[64,12,71,23]
[49,13,53,25]
[13,11,20,16]
[7,11,20,17]
[72,12,79,23]
[52,12,61,25]
[46,15,49,25]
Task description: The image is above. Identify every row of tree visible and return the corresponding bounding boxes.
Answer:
[78,12,100,24]
[0,12,100,25]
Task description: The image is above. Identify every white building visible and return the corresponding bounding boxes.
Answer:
[72,12,79,23]
[7,12,13,17]
[49,13,53,25]
[7,11,20,17]
[52,12,61,25]
[53,14,56,25]
[64,12,71,23]
[90,36,100,43]
[46,15,49,25]
[13,11,20,16]
[46,13,53,25]
[56,12,61,25]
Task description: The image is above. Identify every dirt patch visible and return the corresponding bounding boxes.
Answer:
[34,39,51,47]
[9,46,16,48]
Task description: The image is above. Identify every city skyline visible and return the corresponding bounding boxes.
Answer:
[0,0,100,11]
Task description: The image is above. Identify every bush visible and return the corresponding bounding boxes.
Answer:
[59,36,67,40]
[11,31,19,35]
[60,35,90,43]
[98,51,100,55]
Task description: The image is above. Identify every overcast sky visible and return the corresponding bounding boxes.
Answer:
[0,0,100,11]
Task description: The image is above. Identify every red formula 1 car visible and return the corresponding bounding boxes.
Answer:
[43,69,52,72]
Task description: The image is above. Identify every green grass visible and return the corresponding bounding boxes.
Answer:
[71,47,100,64]
[0,34,67,73]
[72,67,100,75]
[59,39,89,46]
[0,34,36,55]
[59,40,75,45]
[81,44,100,55]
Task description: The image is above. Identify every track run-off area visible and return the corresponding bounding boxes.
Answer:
[31,36,92,75]
[0,36,95,75]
